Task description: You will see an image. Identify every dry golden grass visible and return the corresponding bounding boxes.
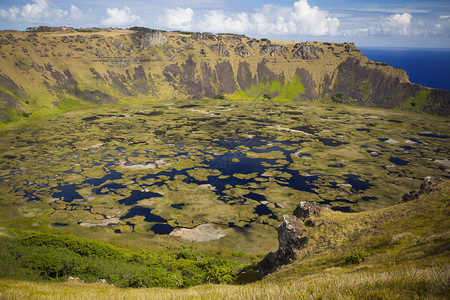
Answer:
[0,265,448,299]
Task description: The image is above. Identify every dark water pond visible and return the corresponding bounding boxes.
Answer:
[389,157,409,166]
[45,135,373,234]
[118,190,163,205]
[418,133,449,139]
[52,184,83,202]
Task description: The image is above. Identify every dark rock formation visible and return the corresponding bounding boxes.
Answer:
[235,43,251,58]
[192,32,216,41]
[401,177,443,202]
[293,201,326,219]
[258,215,308,277]
[293,44,323,60]
[258,202,328,277]
[75,35,85,43]
[260,44,287,57]
[216,61,236,94]
[210,42,229,56]
[27,33,38,42]
[247,39,257,47]
[295,68,317,100]
[257,59,285,85]
[237,62,254,91]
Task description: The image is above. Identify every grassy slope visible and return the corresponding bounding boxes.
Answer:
[0,179,448,299]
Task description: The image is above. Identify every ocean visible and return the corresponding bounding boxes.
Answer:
[360,48,450,91]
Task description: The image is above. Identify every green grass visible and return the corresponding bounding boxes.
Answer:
[227,76,305,101]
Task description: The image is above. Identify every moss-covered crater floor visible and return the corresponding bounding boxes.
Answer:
[0,100,448,254]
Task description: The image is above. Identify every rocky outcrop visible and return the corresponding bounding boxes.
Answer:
[260,44,288,57]
[210,42,230,56]
[293,201,326,219]
[258,202,328,277]
[192,32,216,41]
[293,44,323,60]
[132,30,167,49]
[401,177,443,202]
[235,43,251,58]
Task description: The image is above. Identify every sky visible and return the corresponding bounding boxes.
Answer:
[0,0,449,48]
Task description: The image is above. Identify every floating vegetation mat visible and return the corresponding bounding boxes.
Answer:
[0,100,448,251]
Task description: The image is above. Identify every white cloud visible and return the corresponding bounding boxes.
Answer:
[20,0,66,22]
[70,5,84,22]
[0,0,89,24]
[158,0,340,36]
[198,10,252,33]
[158,7,194,30]
[0,6,20,21]
[434,15,450,36]
[290,0,340,36]
[101,7,142,27]
[380,13,412,36]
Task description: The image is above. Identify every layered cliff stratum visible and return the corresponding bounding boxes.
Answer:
[0,27,449,124]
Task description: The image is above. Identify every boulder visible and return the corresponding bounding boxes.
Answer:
[95,279,108,284]
[68,276,85,283]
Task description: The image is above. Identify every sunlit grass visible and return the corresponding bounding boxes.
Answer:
[0,265,448,299]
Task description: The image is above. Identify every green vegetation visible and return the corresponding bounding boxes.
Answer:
[400,89,431,112]
[229,76,305,101]
[331,93,344,103]
[344,250,371,264]
[0,230,245,288]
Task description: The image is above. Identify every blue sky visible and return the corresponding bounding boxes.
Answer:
[0,0,449,48]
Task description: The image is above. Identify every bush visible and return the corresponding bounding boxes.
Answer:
[1,231,248,288]
[127,269,182,288]
[263,93,273,100]
[345,250,371,265]
[331,93,344,103]
[214,94,225,100]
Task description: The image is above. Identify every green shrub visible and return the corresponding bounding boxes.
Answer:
[127,268,182,288]
[331,93,344,103]
[214,94,225,100]
[345,250,371,265]
[1,231,248,288]
[263,93,273,100]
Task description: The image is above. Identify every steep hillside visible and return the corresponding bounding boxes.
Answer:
[0,178,448,299]
[0,27,448,124]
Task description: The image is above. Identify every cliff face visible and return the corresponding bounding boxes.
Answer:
[0,28,448,123]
